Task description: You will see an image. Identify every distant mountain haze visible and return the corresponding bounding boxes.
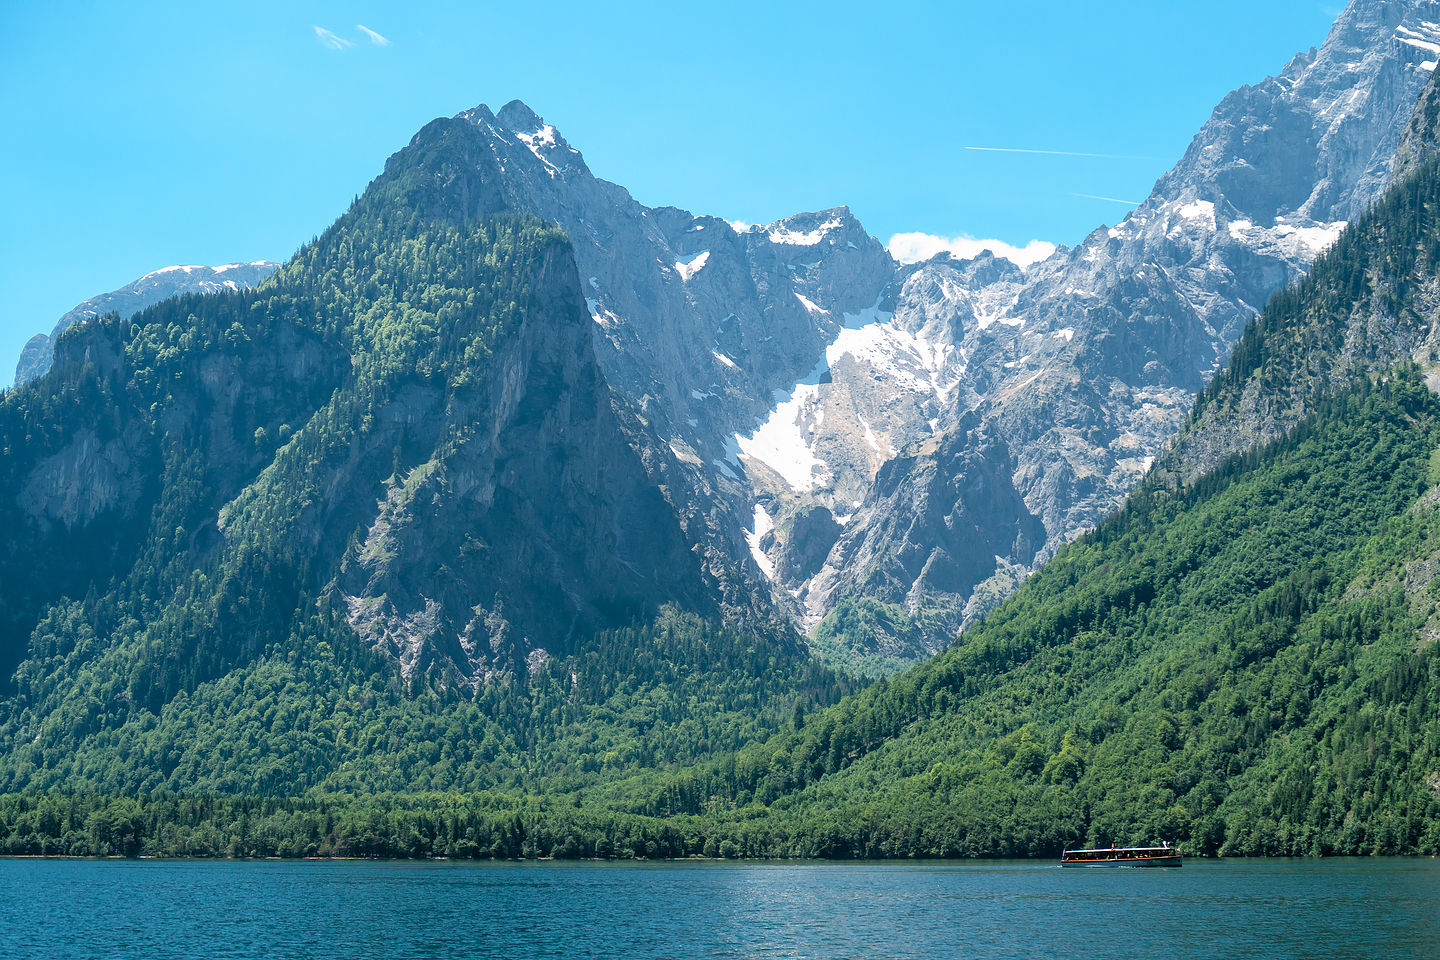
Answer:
[14,262,280,386]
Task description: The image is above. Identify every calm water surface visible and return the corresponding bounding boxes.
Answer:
[1,858,1436,959]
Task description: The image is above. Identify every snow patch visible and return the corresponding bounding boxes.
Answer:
[768,217,842,246]
[1398,32,1440,56]
[1176,199,1215,223]
[712,351,738,369]
[857,414,894,458]
[794,292,828,315]
[1275,219,1347,254]
[746,505,776,580]
[974,294,1023,330]
[735,380,828,492]
[675,250,710,282]
[585,298,622,327]
[812,301,963,407]
[514,124,563,177]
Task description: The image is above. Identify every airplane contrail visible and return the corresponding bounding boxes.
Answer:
[1072,192,1144,205]
[965,146,1156,160]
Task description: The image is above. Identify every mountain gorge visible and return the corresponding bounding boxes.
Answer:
[13,2,1438,676]
[603,122,1440,858]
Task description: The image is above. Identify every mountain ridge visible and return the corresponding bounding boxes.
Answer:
[14,261,281,387]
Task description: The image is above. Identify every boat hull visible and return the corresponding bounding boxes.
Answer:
[1060,855,1182,868]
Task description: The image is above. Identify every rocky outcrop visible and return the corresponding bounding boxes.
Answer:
[16,1,1431,676]
[1394,67,1440,184]
[382,2,1440,665]
[328,237,721,685]
[805,417,1046,655]
[387,101,896,456]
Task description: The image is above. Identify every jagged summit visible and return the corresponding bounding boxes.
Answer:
[1153,0,1440,225]
[451,100,592,182]
[494,98,544,130]
[396,0,1440,668]
[746,206,876,248]
[779,0,1440,659]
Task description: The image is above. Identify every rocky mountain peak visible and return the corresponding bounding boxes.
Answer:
[453,100,592,183]
[495,98,544,130]
[1155,0,1440,227]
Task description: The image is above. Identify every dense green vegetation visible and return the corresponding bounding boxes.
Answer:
[625,375,1440,857]
[808,597,930,679]
[6,376,1438,860]
[0,146,837,801]
[0,603,842,796]
[0,791,695,860]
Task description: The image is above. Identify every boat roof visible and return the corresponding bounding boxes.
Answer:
[1063,845,1173,854]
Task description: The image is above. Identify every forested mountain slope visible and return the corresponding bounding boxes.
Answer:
[602,152,1440,858]
[0,115,840,795]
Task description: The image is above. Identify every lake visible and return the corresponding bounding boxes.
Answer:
[1,858,1436,958]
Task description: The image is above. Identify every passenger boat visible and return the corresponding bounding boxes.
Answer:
[1060,843,1182,867]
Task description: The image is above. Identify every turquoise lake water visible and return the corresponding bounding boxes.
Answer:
[1,858,1436,958]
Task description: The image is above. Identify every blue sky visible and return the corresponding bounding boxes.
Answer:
[0,1,1340,384]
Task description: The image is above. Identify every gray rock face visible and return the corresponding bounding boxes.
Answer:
[1393,65,1440,194]
[329,239,718,686]
[788,0,1440,654]
[15,261,280,385]
[36,0,1411,678]
[399,101,896,457]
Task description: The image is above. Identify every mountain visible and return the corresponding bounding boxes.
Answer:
[778,0,1440,663]
[0,120,840,794]
[0,0,1432,816]
[612,121,1440,859]
[371,2,1440,672]
[14,261,280,386]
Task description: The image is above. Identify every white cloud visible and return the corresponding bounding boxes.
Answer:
[313,25,353,50]
[356,24,391,46]
[887,232,1057,269]
[727,220,753,234]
